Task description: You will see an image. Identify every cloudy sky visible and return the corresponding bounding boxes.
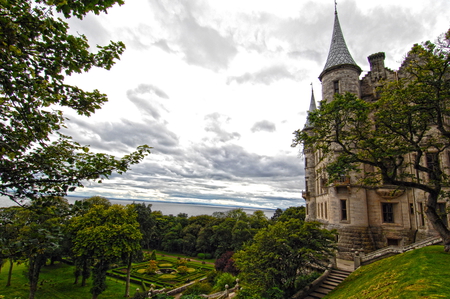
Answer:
[61,0,450,210]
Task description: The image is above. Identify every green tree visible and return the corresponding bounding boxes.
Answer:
[234,219,335,297]
[132,203,155,249]
[0,206,22,287]
[17,197,70,299]
[69,204,142,299]
[292,29,450,251]
[0,0,151,205]
[276,206,306,223]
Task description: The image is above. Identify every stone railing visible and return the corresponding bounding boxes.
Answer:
[357,236,442,267]
[290,264,333,299]
[200,280,240,298]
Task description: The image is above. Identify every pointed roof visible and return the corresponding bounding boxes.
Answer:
[305,84,317,128]
[319,9,361,80]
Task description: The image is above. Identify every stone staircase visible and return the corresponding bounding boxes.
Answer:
[303,269,352,299]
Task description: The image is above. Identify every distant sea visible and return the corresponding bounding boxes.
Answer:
[0,196,276,218]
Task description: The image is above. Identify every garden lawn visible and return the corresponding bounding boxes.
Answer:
[0,260,140,299]
[325,245,450,299]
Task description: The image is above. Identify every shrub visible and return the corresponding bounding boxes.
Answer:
[177,266,189,274]
[215,251,239,275]
[197,253,205,260]
[146,260,159,274]
[213,272,236,292]
[182,281,213,296]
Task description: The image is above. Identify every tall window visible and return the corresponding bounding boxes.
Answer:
[382,203,394,223]
[325,202,328,219]
[341,199,347,221]
[426,152,439,180]
[419,202,425,226]
[333,81,339,94]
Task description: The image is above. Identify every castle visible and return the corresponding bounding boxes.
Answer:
[302,7,448,259]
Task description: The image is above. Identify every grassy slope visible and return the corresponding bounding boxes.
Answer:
[326,245,450,299]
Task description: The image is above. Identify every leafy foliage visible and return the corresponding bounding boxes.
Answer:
[0,0,151,204]
[68,204,142,298]
[234,219,336,297]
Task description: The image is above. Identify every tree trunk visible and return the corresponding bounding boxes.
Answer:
[124,254,132,297]
[90,259,108,299]
[81,258,91,287]
[425,193,450,252]
[6,258,14,287]
[28,254,46,299]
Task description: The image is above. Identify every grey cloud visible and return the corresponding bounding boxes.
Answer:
[64,117,179,155]
[198,144,302,179]
[204,113,241,143]
[126,84,169,120]
[251,120,276,133]
[227,65,295,85]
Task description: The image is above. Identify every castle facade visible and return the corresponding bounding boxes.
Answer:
[302,8,448,259]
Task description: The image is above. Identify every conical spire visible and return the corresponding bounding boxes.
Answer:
[305,84,317,128]
[319,7,360,80]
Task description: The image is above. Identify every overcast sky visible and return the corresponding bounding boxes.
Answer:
[61,0,450,210]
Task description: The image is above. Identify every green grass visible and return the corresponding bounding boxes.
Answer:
[0,261,141,299]
[325,245,450,299]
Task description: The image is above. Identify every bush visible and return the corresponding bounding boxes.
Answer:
[132,291,148,299]
[197,253,205,260]
[182,281,213,296]
[213,272,236,292]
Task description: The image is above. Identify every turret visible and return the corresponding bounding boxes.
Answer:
[319,7,361,102]
[303,85,317,220]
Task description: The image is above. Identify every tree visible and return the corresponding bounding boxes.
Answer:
[233,219,335,297]
[215,251,239,276]
[0,206,22,287]
[69,204,142,299]
[132,203,155,249]
[17,197,71,299]
[293,29,450,251]
[0,0,151,205]
[276,206,306,223]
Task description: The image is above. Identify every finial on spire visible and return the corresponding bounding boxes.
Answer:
[334,0,337,14]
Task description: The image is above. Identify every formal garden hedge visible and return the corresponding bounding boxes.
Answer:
[108,256,215,290]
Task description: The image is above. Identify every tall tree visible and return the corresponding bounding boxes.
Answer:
[16,197,71,299]
[69,204,142,299]
[0,206,22,287]
[234,219,335,298]
[293,29,450,251]
[0,0,151,205]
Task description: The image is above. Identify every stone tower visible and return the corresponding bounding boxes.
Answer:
[319,7,361,102]
[302,6,445,260]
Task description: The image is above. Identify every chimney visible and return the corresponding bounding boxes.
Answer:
[368,52,386,80]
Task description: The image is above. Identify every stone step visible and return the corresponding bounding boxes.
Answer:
[327,277,345,284]
[303,268,352,299]
[329,273,348,280]
[308,291,327,298]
